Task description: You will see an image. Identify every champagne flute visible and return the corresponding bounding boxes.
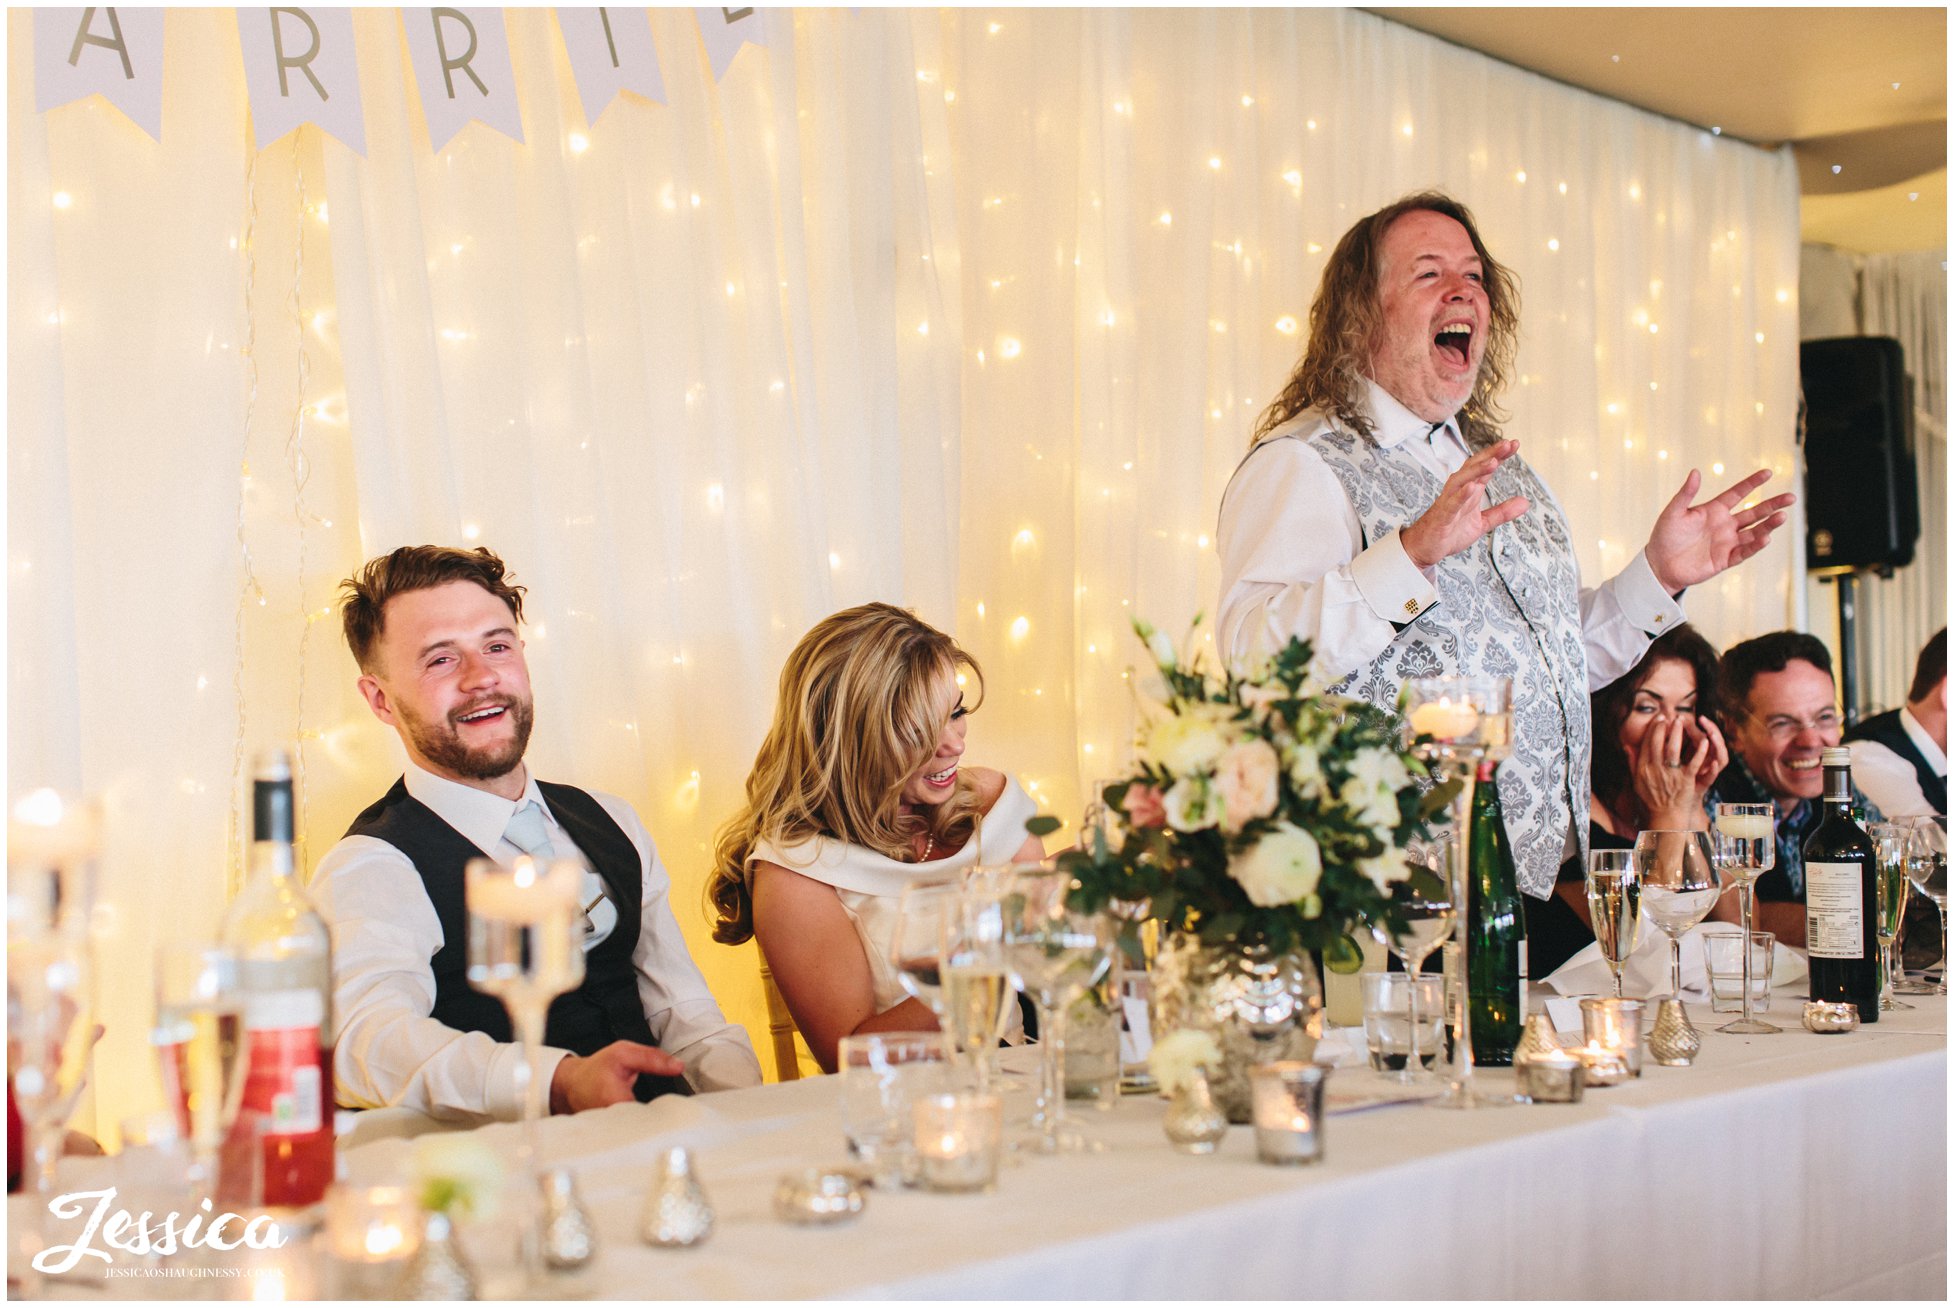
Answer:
[1867,823,1916,1011]
[152,945,248,1201]
[1403,675,1514,1109]
[1903,819,1948,996]
[1585,850,1642,1000]
[7,931,94,1291]
[999,867,1113,1154]
[939,888,1012,1092]
[1711,801,1780,1034]
[1366,863,1455,1085]
[1631,831,1721,1000]
[466,855,586,1284]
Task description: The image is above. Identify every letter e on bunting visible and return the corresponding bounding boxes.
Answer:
[557,8,666,124]
[693,6,771,81]
[34,7,167,140]
[401,7,525,152]
[238,8,368,156]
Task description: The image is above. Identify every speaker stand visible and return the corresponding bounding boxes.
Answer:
[1833,569,1861,727]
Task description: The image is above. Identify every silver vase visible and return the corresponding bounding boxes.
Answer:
[1161,1068,1230,1154]
[1646,998,1702,1066]
[641,1146,714,1248]
[1152,932,1322,1123]
[539,1167,599,1271]
[396,1211,477,1301]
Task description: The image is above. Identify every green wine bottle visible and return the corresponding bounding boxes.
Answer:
[1803,747,1881,1021]
[1467,761,1525,1065]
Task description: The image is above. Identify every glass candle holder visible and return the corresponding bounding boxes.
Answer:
[1578,997,1647,1076]
[912,1092,1003,1192]
[1515,1048,1585,1103]
[1248,1062,1328,1165]
[324,1183,423,1298]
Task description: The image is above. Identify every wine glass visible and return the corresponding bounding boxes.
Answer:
[1903,819,1948,996]
[1585,850,1642,1000]
[152,945,249,1201]
[1366,861,1455,1085]
[999,867,1113,1154]
[7,931,94,1290]
[1402,674,1514,1109]
[1631,831,1721,1000]
[1867,823,1916,1012]
[1711,801,1781,1034]
[890,878,962,1022]
[467,855,586,1285]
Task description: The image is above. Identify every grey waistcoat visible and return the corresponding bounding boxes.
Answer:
[1299,421,1591,899]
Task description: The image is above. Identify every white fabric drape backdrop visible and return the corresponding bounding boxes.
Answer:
[9,8,1804,1137]
[1798,244,1948,714]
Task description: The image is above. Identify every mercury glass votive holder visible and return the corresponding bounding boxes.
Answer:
[913,1092,1004,1192]
[1579,997,1647,1076]
[324,1183,423,1298]
[1515,1048,1585,1103]
[1248,1061,1328,1165]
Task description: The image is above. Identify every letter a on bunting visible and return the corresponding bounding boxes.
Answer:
[34,7,167,140]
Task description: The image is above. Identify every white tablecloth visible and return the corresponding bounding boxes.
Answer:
[327,989,1946,1300]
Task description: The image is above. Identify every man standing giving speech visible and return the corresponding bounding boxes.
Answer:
[315,546,760,1123]
[1217,192,1795,900]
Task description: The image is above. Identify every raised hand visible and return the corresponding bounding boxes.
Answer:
[549,1040,687,1113]
[1645,468,1796,593]
[1401,439,1531,569]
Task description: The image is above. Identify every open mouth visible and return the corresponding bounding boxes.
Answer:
[921,764,958,790]
[455,702,510,728]
[1785,756,1821,773]
[1434,322,1473,369]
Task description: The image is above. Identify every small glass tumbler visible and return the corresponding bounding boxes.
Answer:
[913,1092,1004,1193]
[1702,928,1775,1013]
[839,1032,950,1186]
[1361,972,1445,1079]
[1248,1062,1328,1165]
[1579,997,1647,1076]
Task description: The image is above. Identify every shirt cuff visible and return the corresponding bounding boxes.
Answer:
[1349,528,1439,626]
[1617,549,1688,634]
[487,1043,571,1120]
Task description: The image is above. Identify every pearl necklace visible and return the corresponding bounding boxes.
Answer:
[920,834,936,862]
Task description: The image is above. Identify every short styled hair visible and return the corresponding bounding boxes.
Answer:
[339,545,527,673]
[1718,631,1834,719]
[1909,628,1947,703]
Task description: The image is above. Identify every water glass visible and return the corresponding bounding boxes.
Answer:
[1361,972,1444,1079]
[838,1032,949,1185]
[1702,928,1774,1013]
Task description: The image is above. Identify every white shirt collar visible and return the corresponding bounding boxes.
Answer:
[1360,378,1464,452]
[401,756,549,856]
[1901,705,1948,776]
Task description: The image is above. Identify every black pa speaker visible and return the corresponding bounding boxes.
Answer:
[1800,336,1919,571]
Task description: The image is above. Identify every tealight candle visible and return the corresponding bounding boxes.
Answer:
[324,1184,421,1297]
[1579,998,1646,1076]
[1714,812,1773,841]
[913,1092,1003,1192]
[1516,1048,1585,1103]
[1408,699,1480,741]
[1571,1043,1630,1087]
[466,857,582,923]
[1248,1061,1327,1165]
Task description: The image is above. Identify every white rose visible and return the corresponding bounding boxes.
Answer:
[1147,1028,1222,1096]
[1285,743,1325,799]
[1145,706,1232,776]
[1340,777,1399,831]
[1229,821,1323,908]
[1163,777,1224,832]
[1348,746,1411,795]
[411,1134,506,1220]
[1213,739,1281,833]
[1359,844,1414,892]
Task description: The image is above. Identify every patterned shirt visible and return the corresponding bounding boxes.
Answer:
[1706,754,1882,900]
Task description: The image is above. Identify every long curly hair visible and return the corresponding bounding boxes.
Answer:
[705,603,985,946]
[1252,191,1521,447]
[1590,625,1723,829]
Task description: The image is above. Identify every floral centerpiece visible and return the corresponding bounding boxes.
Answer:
[1058,619,1445,1118]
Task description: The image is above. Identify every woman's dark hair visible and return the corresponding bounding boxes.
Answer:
[1590,625,1722,822]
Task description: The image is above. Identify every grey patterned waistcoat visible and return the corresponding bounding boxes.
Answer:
[1300,422,1591,899]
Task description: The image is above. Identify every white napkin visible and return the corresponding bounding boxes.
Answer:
[1541,921,1808,1001]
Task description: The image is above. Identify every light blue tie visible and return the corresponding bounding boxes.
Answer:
[504,801,615,944]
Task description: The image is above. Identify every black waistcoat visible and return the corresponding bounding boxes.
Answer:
[345,778,690,1102]
[1845,709,1947,817]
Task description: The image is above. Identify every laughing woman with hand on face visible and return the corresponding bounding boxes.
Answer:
[706,604,1043,1073]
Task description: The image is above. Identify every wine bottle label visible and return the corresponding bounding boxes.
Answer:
[1805,861,1867,960]
[239,1025,325,1137]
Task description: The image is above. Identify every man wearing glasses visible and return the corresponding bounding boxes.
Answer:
[1710,631,1882,948]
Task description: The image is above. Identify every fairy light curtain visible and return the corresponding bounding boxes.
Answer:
[10,7,1804,1130]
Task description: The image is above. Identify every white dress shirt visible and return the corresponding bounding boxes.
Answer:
[313,759,761,1123]
[1848,706,1947,819]
[1216,379,1685,686]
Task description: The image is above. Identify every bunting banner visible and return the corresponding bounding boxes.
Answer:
[34,7,168,141]
[238,7,367,155]
[558,8,665,123]
[31,9,783,156]
[694,6,771,82]
[401,7,525,151]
